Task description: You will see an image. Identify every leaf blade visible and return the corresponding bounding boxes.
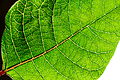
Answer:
[2,0,120,80]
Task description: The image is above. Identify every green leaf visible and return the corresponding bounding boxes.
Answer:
[1,0,120,80]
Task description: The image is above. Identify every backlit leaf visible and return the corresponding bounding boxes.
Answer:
[1,0,120,80]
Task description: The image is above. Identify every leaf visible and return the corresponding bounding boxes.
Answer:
[1,0,120,80]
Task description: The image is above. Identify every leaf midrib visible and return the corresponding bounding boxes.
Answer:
[4,5,120,72]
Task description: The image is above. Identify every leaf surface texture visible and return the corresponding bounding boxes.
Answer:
[1,0,120,80]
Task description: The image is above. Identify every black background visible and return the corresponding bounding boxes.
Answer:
[0,0,18,79]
